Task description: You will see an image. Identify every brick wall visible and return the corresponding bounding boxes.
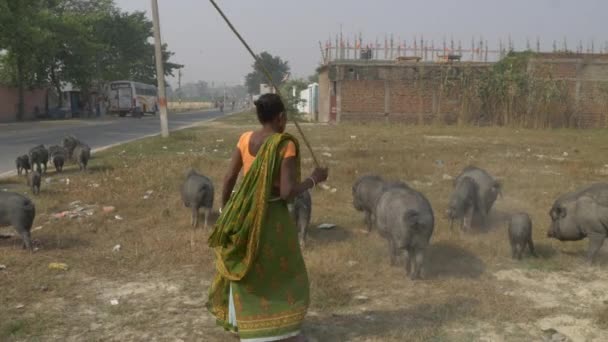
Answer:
[0,86,48,122]
[577,80,608,128]
[318,55,608,128]
[551,63,578,79]
[337,66,473,124]
[341,80,384,114]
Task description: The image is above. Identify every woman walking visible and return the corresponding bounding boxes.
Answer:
[207,93,328,342]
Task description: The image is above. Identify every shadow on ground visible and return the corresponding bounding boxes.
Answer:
[424,242,486,279]
[533,242,560,259]
[473,209,512,233]
[304,296,479,341]
[306,224,353,246]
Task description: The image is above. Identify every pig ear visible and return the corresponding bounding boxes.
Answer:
[549,207,558,220]
[551,206,567,219]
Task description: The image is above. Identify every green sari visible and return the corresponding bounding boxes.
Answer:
[207,132,309,340]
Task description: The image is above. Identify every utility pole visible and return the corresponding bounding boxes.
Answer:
[151,0,169,138]
[177,68,182,104]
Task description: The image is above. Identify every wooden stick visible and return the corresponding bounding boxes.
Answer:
[209,0,320,167]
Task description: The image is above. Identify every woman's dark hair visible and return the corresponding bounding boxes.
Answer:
[254,93,285,123]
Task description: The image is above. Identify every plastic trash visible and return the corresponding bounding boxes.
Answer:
[48,262,69,271]
[318,223,337,230]
[53,211,69,219]
[69,200,82,207]
[103,206,116,213]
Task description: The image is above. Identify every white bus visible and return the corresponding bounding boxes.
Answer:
[108,81,158,117]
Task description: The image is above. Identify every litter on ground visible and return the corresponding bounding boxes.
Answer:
[48,263,69,271]
[318,223,337,230]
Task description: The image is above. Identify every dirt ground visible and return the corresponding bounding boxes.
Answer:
[1,112,608,341]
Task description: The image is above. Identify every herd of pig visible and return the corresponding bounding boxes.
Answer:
[0,135,90,250]
[181,164,608,280]
[2,142,608,280]
[352,166,608,279]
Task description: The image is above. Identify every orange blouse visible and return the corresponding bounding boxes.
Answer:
[237,131,296,176]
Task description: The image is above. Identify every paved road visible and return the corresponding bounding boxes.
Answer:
[0,110,227,176]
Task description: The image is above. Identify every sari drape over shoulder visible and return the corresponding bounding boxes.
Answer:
[207,132,309,341]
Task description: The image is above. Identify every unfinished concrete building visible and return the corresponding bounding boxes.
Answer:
[317,53,608,128]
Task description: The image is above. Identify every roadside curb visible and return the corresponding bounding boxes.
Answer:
[0,110,245,180]
[91,109,242,154]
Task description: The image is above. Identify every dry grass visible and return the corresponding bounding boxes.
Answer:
[168,101,214,112]
[1,112,608,341]
[598,306,608,329]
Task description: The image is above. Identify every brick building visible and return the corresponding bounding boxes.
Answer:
[529,53,608,128]
[317,53,608,128]
[0,86,48,122]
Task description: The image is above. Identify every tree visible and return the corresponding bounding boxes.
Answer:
[280,79,308,118]
[56,0,114,13]
[0,0,182,119]
[90,10,182,85]
[245,51,290,94]
[0,0,51,119]
[195,81,209,99]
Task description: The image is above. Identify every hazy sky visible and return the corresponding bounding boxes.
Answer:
[115,0,606,87]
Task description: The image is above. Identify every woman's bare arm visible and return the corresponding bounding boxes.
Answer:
[222,148,243,207]
[279,157,328,201]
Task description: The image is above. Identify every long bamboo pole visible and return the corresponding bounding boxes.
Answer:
[209,0,321,167]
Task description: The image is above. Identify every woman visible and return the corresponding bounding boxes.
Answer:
[207,93,328,342]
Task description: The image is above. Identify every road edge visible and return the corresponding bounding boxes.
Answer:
[0,109,246,179]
